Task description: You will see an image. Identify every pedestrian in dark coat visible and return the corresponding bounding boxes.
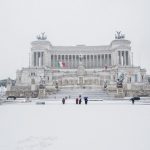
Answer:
[76,98,79,104]
[62,98,65,104]
[79,98,82,104]
[84,97,88,105]
[132,99,134,104]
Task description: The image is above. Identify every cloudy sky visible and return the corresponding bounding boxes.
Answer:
[0,0,150,79]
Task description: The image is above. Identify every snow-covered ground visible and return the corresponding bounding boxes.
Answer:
[0,100,150,150]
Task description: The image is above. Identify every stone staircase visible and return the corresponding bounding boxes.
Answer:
[47,87,114,100]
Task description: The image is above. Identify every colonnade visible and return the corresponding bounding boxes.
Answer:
[33,52,44,67]
[118,51,129,66]
[51,54,112,69]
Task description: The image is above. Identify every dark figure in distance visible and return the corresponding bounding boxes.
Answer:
[79,98,82,104]
[62,98,65,104]
[84,97,88,105]
[132,99,134,104]
[76,98,79,104]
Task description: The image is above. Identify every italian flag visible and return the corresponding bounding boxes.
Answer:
[59,61,65,68]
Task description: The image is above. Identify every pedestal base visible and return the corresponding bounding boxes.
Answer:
[115,88,124,98]
[38,89,46,99]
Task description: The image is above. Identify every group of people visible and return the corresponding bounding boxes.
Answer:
[62,95,88,105]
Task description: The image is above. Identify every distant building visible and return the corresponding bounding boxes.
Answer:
[7,32,150,97]
[15,32,148,90]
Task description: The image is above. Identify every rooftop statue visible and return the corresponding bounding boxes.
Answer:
[36,32,47,40]
[115,31,125,40]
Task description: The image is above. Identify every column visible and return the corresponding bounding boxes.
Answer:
[85,55,87,68]
[96,55,98,68]
[33,52,36,67]
[92,55,94,68]
[122,51,124,66]
[39,52,41,67]
[109,54,111,66]
[36,52,38,67]
[100,55,102,67]
[124,51,126,66]
[103,54,105,67]
[31,52,33,67]
[62,55,64,68]
[70,55,72,69]
[75,55,77,68]
[69,55,70,68]
[72,55,74,69]
[41,52,43,67]
[106,54,108,66]
[68,55,70,68]
[118,51,120,65]
[60,55,62,64]
[90,55,93,68]
[93,55,95,68]
[87,55,89,68]
[107,54,108,66]
[121,51,123,66]
[126,51,128,66]
[99,55,101,67]
[95,55,97,68]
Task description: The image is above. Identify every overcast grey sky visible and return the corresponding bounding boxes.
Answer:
[0,0,150,79]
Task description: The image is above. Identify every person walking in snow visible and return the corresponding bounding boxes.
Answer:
[131,99,135,104]
[76,98,79,104]
[84,97,88,105]
[79,94,82,104]
[62,98,65,104]
[79,98,82,104]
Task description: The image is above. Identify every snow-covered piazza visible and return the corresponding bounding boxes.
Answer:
[1,87,150,150]
[1,0,150,149]
[0,32,150,150]
[1,32,150,150]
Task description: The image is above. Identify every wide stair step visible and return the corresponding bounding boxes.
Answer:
[48,88,114,100]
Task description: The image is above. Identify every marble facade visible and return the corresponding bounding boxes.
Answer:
[15,32,148,90]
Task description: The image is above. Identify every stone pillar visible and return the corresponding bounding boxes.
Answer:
[33,52,36,67]
[123,51,125,66]
[38,52,40,67]
[75,55,77,68]
[124,51,126,66]
[68,55,69,69]
[32,52,34,67]
[126,51,128,66]
[60,55,62,66]
[100,55,102,67]
[92,55,94,68]
[41,52,43,66]
[107,54,109,66]
[70,55,72,69]
[89,55,91,68]
[105,54,107,66]
[120,51,123,66]
[109,54,112,66]
[118,51,120,66]
[95,55,97,68]
[86,55,88,68]
[39,52,42,67]
[39,52,41,67]
[42,52,44,66]
[72,55,74,69]
[36,52,38,67]
[103,54,105,67]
